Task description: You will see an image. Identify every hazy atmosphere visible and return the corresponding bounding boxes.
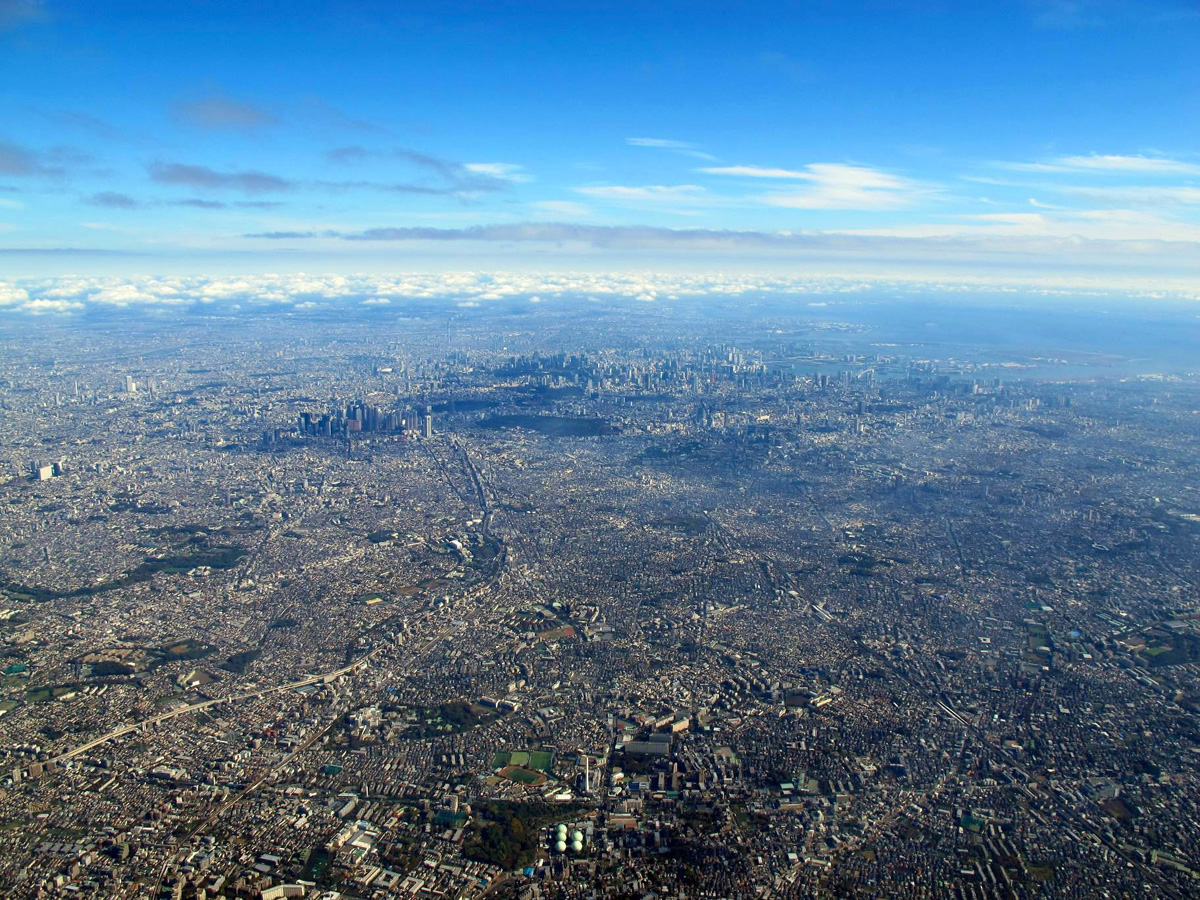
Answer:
[2,4,1200,900]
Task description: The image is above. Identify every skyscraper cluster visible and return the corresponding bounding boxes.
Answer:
[295,401,432,439]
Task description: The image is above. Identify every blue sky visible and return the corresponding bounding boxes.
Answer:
[2,0,1199,286]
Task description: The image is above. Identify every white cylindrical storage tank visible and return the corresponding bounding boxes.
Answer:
[555,839,567,853]
[571,839,583,853]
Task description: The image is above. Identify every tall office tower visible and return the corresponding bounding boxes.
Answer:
[423,405,433,439]
[124,374,137,394]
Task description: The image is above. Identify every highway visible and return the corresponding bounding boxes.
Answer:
[45,650,378,769]
[185,618,466,829]
[142,618,466,898]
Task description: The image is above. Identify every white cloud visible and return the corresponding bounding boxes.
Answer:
[19,299,86,314]
[463,162,531,183]
[699,165,812,179]
[1003,154,1200,175]
[91,286,164,305]
[575,184,707,202]
[626,137,716,161]
[1059,154,1200,174]
[1059,208,1200,241]
[6,241,1200,320]
[1057,185,1200,205]
[200,279,258,299]
[5,270,1196,321]
[754,163,925,210]
[833,207,1200,243]
[0,283,30,305]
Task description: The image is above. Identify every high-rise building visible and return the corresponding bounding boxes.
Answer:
[124,375,137,394]
[422,405,433,439]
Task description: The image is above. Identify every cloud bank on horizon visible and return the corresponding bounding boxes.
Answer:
[1,271,1196,318]
[1,1,1199,289]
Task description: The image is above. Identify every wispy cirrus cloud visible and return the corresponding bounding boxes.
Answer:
[463,162,530,183]
[148,162,295,193]
[237,218,1200,252]
[1056,185,1200,206]
[245,230,339,240]
[701,162,927,210]
[699,165,812,179]
[575,184,707,202]
[87,191,140,209]
[1001,154,1200,175]
[0,140,85,178]
[313,179,457,196]
[1057,154,1200,173]
[146,156,510,199]
[0,141,59,177]
[222,220,1200,289]
[83,193,288,210]
[834,206,1200,243]
[244,223,768,244]
[971,153,1200,225]
[324,146,519,193]
[173,198,285,209]
[326,145,400,164]
[172,197,227,209]
[627,137,717,162]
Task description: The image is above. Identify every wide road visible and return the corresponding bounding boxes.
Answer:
[185,618,466,834]
[44,650,379,769]
[145,618,466,899]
